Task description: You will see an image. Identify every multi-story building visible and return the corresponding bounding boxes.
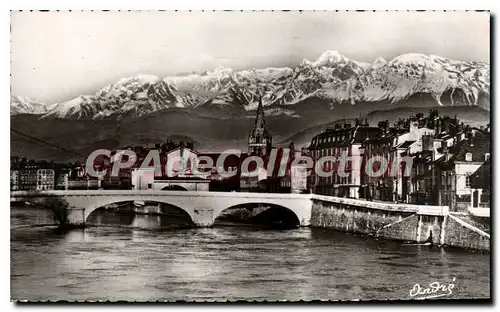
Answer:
[359,120,399,201]
[36,166,56,191]
[469,158,490,209]
[10,170,19,191]
[308,119,383,198]
[392,116,436,203]
[434,128,490,211]
[12,159,56,191]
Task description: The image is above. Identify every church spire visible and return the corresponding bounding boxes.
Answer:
[255,95,265,128]
[248,94,272,156]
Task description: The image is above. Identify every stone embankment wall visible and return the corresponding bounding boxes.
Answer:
[310,195,489,251]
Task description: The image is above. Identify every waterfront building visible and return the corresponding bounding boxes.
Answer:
[469,159,491,209]
[127,145,211,191]
[308,119,382,198]
[198,152,242,192]
[434,127,490,211]
[13,159,56,191]
[131,168,155,190]
[359,120,398,201]
[392,114,436,203]
[10,170,19,191]
[36,166,56,191]
[152,146,209,191]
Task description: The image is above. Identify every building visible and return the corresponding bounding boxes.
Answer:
[248,96,272,157]
[131,168,155,190]
[434,128,490,211]
[469,159,490,209]
[152,147,210,191]
[308,119,383,198]
[290,163,308,194]
[391,113,437,203]
[10,170,19,191]
[306,109,489,206]
[36,166,56,191]
[11,158,56,191]
[127,145,210,191]
[359,120,399,201]
[200,152,242,192]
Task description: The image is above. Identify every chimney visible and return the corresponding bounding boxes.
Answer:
[422,134,433,152]
[289,141,296,156]
[435,119,442,134]
[442,141,450,159]
[410,120,419,134]
[467,132,474,146]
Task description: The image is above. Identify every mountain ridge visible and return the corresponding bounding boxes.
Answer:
[11,51,490,119]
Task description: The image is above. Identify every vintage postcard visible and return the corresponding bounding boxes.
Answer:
[10,11,490,302]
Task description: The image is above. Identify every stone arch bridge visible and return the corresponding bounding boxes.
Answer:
[11,190,313,227]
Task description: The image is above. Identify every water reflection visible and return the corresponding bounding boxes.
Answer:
[11,207,490,301]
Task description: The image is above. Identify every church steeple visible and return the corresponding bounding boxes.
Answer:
[255,96,266,129]
[248,95,272,156]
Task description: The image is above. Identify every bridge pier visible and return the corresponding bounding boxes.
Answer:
[66,207,86,228]
[192,208,215,227]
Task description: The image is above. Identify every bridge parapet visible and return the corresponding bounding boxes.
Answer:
[311,194,449,216]
[11,190,313,227]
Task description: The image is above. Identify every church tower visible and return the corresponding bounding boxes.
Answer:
[248,96,272,156]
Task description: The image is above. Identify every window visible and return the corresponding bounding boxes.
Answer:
[485,153,490,161]
[465,152,472,162]
[466,175,471,188]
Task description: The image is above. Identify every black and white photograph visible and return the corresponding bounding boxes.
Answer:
[9,10,491,302]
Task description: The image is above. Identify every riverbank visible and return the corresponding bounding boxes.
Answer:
[310,195,490,252]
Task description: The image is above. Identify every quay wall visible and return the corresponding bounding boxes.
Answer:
[310,195,489,251]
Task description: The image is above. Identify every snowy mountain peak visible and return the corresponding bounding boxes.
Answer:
[10,96,49,115]
[312,50,349,67]
[372,56,388,68]
[116,74,160,86]
[11,51,490,119]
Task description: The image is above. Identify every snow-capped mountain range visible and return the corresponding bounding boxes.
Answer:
[11,51,490,119]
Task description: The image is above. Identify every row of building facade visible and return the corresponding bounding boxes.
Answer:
[307,109,491,211]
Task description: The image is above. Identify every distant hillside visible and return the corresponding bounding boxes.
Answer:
[11,93,490,162]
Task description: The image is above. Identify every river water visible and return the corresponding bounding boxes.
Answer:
[11,207,490,302]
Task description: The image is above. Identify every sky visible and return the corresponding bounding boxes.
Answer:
[11,11,490,104]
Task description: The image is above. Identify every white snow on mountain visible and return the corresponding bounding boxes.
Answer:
[10,96,49,115]
[11,51,490,119]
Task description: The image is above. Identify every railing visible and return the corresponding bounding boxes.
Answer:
[312,194,449,216]
[468,206,490,218]
[10,190,313,200]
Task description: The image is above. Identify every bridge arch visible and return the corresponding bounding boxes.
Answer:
[161,185,188,191]
[215,202,301,228]
[86,200,195,225]
[65,196,198,224]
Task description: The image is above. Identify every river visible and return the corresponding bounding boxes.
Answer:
[11,207,490,301]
